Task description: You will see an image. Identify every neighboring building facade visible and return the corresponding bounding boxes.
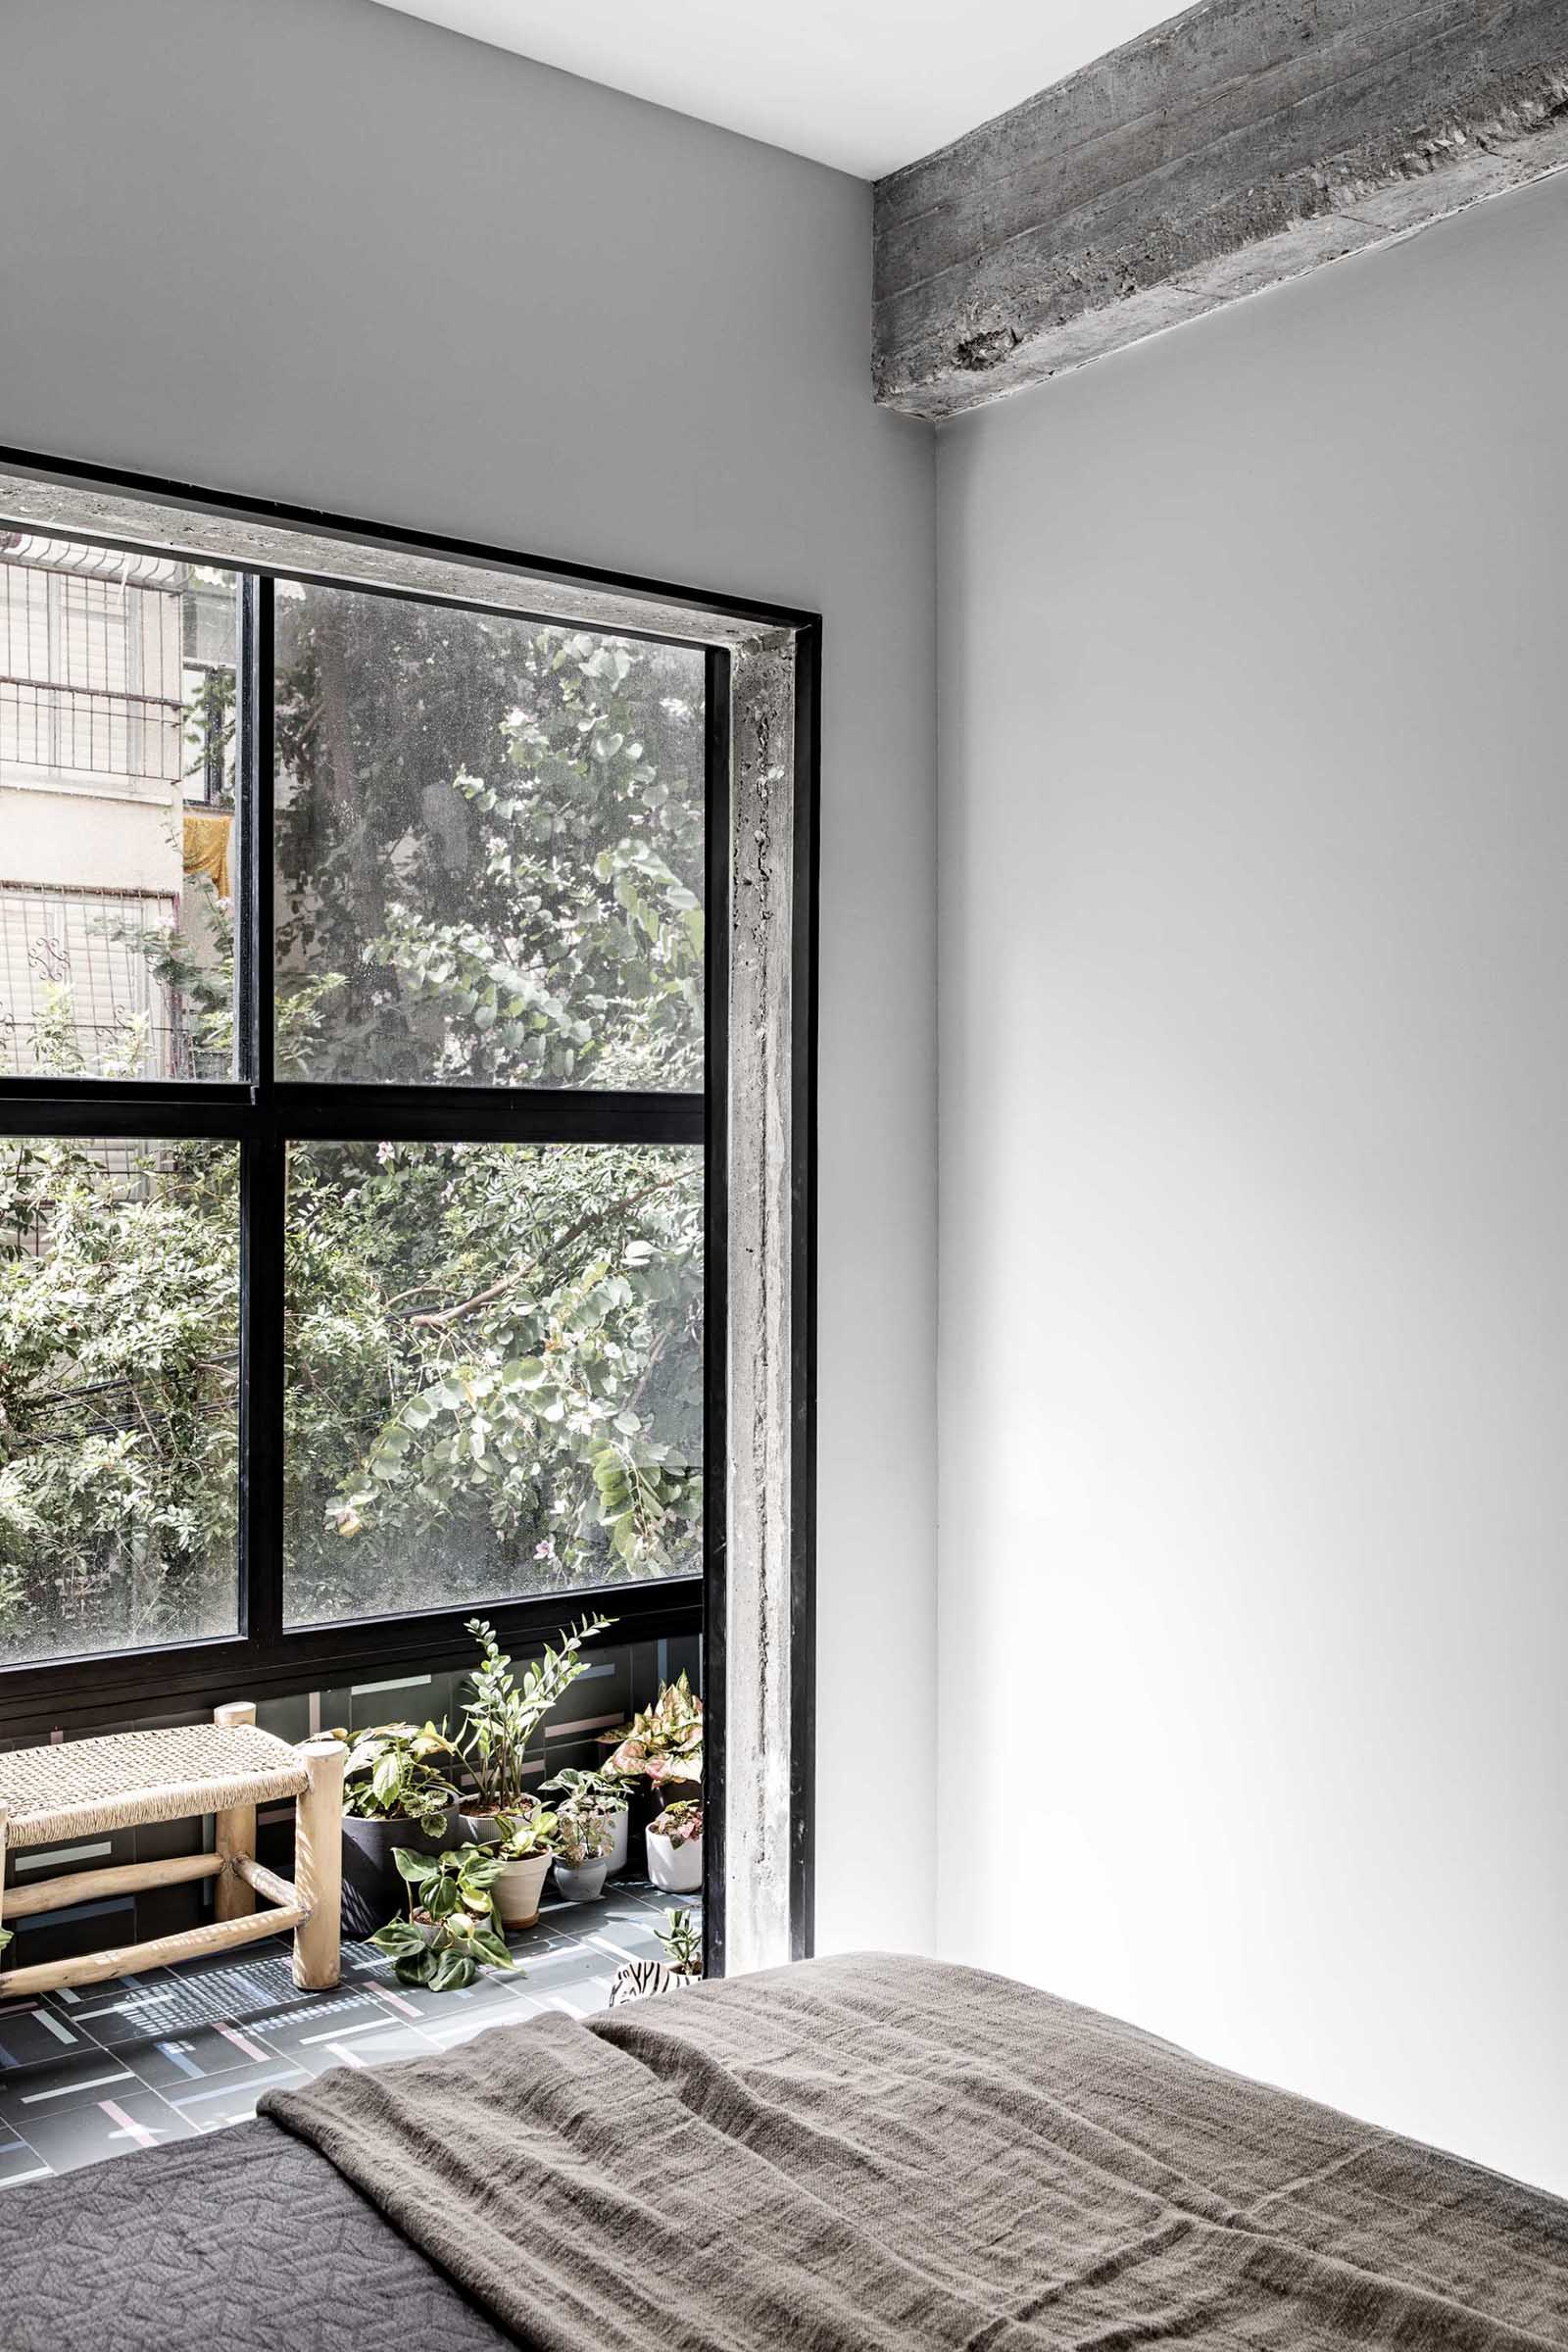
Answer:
[0,533,232,1080]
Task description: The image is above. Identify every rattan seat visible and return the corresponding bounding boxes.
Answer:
[0,1722,310,1848]
[0,1704,343,2000]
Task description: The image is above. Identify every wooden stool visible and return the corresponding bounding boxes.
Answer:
[0,1703,344,1997]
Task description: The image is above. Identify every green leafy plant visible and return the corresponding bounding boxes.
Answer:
[602,1671,703,1788]
[487,1804,561,1860]
[556,1800,615,1868]
[1,618,707,1667]
[338,1720,462,1832]
[650,1798,704,1847]
[538,1763,627,1816]
[461,1613,613,1814]
[371,1842,515,1989]
[656,1906,702,1979]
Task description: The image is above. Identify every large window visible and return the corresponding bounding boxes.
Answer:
[0,535,712,1686]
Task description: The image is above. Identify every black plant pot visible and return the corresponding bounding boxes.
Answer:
[341,1806,467,1941]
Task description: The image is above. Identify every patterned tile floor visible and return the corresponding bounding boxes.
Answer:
[0,1879,696,2186]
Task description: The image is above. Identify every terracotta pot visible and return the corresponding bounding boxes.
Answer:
[646,1827,703,1894]
[493,1850,552,1929]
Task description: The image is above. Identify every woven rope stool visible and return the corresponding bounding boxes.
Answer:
[0,1703,344,1998]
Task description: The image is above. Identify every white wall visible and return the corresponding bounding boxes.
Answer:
[937,172,1568,2191]
[0,0,938,1955]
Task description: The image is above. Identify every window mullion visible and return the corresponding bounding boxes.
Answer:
[237,574,282,1648]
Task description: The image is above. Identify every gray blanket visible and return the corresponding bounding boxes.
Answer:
[3,2117,511,2352]
[263,1951,1568,2350]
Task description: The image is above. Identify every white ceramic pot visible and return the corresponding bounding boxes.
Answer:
[606,1806,629,1874]
[646,1828,703,1894]
[492,1850,551,1929]
[553,1858,611,1902]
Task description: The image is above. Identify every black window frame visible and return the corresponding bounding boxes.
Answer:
[0,558,728,1728]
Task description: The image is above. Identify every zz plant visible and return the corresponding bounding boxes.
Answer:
[462,1613,613,1815]
[372,1843,514,1989]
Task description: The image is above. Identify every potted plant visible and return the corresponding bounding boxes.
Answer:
[460,1612,613,1838]
[484,1806,561,1929]
[646,1798,704,1894]
[602,1673,703,1889]
[552,1800,615,1902]
[370,1842,515,1990]
[539,1763,631,1874]
[656,1905,703,1980]
[601,1670,703,1793]
[336,1719,466,1938]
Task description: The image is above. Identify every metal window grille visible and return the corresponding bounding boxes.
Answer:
[0,536,185,786]
[0,881,183,1081]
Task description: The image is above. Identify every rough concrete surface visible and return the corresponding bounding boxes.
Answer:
[874,0,1568,416]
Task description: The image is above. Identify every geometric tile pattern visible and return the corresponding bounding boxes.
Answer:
[0,1878,696,2185]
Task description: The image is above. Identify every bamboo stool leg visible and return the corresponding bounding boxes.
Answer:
[213,1700,258,1921]
[291,1737,344,1991]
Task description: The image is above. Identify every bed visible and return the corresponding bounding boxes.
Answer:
[8,1953,1565,2351]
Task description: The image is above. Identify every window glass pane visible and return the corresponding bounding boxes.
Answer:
[0,1135,240,1664]
[272,585,705,1089]
[283,1140,702,1626]
[0,534,238,1080]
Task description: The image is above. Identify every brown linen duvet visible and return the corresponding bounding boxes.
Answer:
[7,1953,1566,2350]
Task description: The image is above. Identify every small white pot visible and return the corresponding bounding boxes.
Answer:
[492,1851,551,1929]
[646,1828,703,1894]
[607,1806,629,1874]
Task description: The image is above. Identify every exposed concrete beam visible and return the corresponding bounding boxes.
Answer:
[873,0,1568,418]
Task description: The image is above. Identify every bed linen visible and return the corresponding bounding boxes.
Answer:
[8,1953,1566,2350]
[3,2113,510,2352]
[264,1951,1568,2351]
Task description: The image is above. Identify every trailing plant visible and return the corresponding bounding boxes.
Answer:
[461,1613,614,1814]
[602,1671,702,1788]
[371,1842,514,1989]
[556,1801,615,1868]
[656,1907,702,1979]
[339,1719,462,1831]
[650,1798,704,1847]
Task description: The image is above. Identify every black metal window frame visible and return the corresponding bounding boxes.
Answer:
[0,546,727,1727]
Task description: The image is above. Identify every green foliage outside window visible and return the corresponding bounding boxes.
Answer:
[0,618,706,1663]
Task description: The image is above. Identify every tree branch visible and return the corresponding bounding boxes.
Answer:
[405,1175,685,1331]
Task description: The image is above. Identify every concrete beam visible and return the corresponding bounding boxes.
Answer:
[873,0,1568,417]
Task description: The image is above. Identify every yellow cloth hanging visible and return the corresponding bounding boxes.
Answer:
[182,809,232,901]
